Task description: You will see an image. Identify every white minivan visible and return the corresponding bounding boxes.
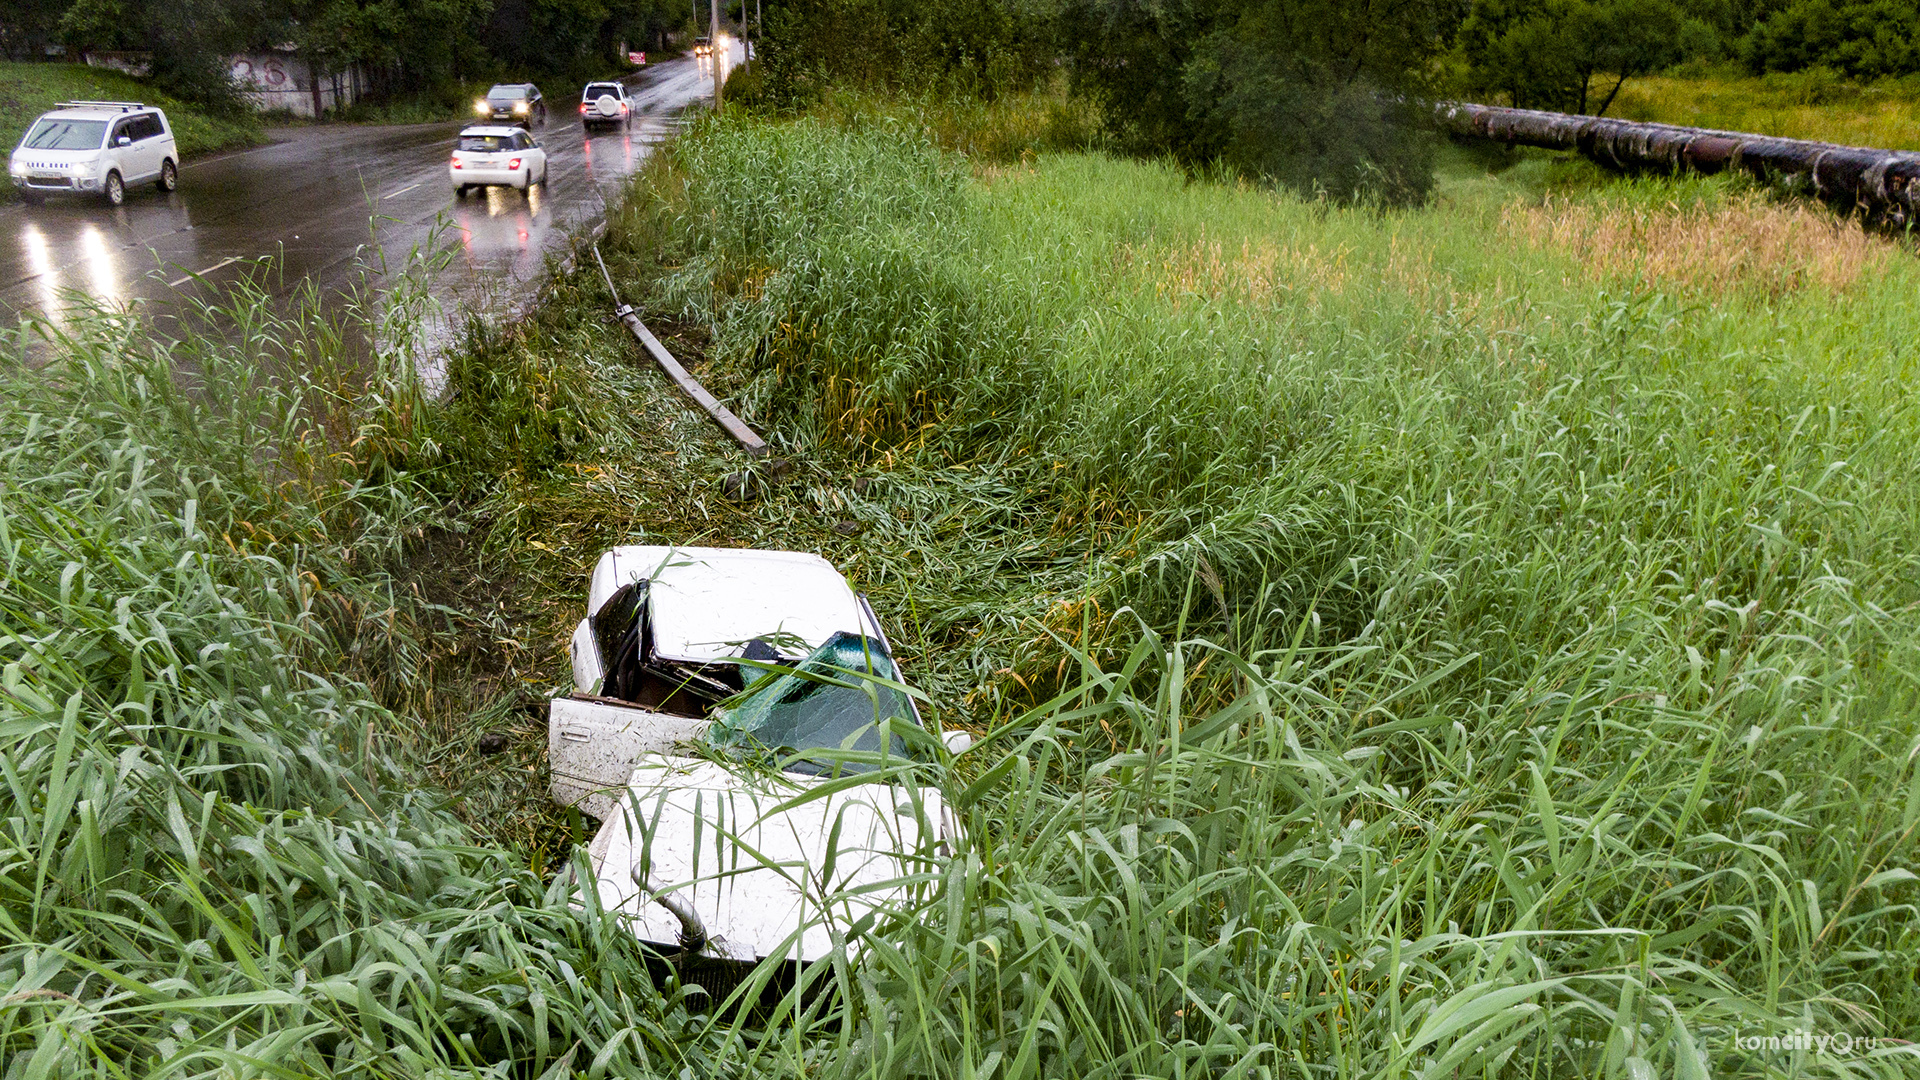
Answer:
[8,101,179,206]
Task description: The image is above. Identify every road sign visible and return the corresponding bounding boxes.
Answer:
[628,51,646,65]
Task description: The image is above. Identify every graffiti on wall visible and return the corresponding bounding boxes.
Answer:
[229,56,291,88]
[227,52,365,116]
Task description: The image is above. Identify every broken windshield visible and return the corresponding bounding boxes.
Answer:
[705,632,921,775]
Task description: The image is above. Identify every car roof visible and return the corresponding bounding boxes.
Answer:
[35,105,159,122]
[588,546,871,664]
[458,125,524,137]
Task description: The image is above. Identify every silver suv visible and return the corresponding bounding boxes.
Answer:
[8,101,179,206]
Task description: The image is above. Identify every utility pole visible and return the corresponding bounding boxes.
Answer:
[711,0,723,107]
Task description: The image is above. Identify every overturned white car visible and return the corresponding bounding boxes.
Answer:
[549,546,960,981]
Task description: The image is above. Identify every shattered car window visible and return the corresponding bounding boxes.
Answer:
[593,580,738,714]
[705,631,920,774]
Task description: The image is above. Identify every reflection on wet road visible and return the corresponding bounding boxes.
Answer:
[0,52,733,349]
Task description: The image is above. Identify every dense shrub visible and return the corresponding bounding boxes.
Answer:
[1063,0,1452,205]
[1742,0,1920,78]
[752,0,1053,105]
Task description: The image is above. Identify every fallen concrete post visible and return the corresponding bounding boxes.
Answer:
[592,244,769,459]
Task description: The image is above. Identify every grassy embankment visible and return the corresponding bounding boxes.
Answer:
[4,91,1918,1076]
[563,107,1920,1073]
[0,61,266,197]
[1610,66,1920,150]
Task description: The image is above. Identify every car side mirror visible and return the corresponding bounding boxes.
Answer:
[115,135,131,147]
[942,730,974,755]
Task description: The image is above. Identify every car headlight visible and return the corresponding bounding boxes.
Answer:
[474,100,489,115]
[7,160,23,178]
[513,101,529,114]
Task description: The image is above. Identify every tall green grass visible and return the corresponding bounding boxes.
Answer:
[0,279,730,1076]
[1609,68,1920,149]
[567,110,1920,1075]
[7,96,1919,1078]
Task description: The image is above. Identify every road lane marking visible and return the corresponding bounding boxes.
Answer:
[168,256,243,288]
[381,183,421,199]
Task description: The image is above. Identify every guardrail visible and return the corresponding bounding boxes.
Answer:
[1434,101,1920,227]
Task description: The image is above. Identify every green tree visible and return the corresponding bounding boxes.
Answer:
[484,0,690,83]
[755,0,1053,103]
[59,0,262,105]
[235,0,489,101]
[0,0,70,61]
[1063,0,1455,204]
[608,0,691,56]
[1056,0,1219,161]
[1457,0,1687,114]
[1741,0,1920,78]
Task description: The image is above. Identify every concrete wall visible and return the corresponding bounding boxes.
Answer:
[83,51,151,77]
[228,53,368,117]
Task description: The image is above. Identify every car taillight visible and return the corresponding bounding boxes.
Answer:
[580,103,589,113]
[508,157,522,170]
[451,157,462,168]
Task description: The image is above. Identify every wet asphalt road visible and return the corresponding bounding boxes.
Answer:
[0,53,731,352]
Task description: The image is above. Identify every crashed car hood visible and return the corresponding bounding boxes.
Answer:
[587,756,947,963]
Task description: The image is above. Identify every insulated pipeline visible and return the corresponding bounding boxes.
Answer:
[1434,100,1920,225]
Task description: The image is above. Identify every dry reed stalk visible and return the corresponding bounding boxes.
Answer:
[1119,233,1356,308]
[1500,193,1892,298]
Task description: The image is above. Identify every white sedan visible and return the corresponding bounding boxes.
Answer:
[450,125,547,195]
